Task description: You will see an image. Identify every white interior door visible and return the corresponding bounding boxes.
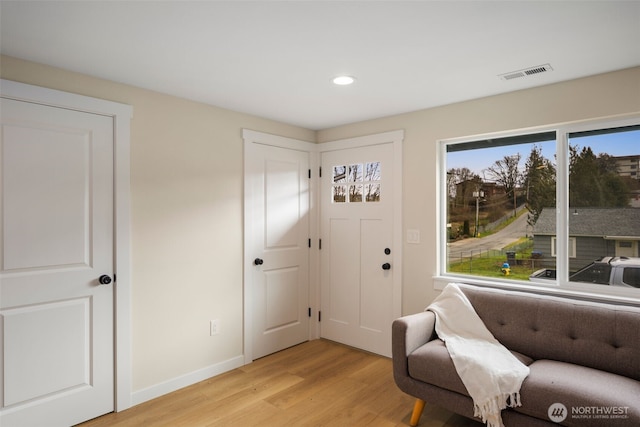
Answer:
[245,140,310,360]
[0,98,115,426]
[320,133,402,357]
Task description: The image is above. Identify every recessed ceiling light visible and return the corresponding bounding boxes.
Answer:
[333,75,356,85]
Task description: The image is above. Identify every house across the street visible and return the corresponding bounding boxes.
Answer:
[533,208,640,271]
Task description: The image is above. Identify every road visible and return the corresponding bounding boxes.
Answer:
[448,211,529,259]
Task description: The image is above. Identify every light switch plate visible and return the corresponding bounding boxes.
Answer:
[407,229,420,244]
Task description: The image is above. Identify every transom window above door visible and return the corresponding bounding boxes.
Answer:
[332,162,381,203]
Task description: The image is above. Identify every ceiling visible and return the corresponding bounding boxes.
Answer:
[2,1,639,130]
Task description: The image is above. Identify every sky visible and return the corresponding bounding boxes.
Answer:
[447,129,639,178]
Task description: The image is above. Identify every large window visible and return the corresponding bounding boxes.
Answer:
[441,118,640,297]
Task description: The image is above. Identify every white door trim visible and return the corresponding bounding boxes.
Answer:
[319,130,404,152]
[242,129,318,364]
[1,79,134,411]
[318,130,404,334]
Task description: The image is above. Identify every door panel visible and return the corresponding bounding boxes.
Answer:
[360,218,390,333]
[3,124,91,270]
[247,143,310,360]
[320,141,397,357]
[265,267,301,329]
[0,98,114,426]
[328,218,357,325]
[3,299,90,406]
[266,158,302,247]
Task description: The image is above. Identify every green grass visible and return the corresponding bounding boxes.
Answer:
[448,237,537,281]
[504,237,533,254]
[448,256,536,280]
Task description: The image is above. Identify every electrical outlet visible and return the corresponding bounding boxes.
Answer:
[210,319,220,336]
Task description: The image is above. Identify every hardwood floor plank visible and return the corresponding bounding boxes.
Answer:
[205,400,283,427]
[78,339,480,427]
[265,349,376,410]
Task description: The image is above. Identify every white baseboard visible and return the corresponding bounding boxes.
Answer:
[130,354,245,407]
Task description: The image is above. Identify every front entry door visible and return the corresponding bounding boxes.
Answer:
[245,138,311,360]
[320,133,402,357]
[0,98,115,426]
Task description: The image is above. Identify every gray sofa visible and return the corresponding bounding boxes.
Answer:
[392,284,640,426]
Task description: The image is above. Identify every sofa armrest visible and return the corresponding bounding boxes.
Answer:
[392,311,437,387]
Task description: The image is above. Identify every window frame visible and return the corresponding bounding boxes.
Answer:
[437,114,640,303]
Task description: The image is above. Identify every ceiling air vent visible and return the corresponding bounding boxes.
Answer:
[499,64,553,81]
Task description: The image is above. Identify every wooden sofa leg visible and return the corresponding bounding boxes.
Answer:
[409,398,426,426]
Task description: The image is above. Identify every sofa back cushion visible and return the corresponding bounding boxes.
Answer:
[460,285,640,381]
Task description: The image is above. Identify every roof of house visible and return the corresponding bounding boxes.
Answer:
[533,208,640,237]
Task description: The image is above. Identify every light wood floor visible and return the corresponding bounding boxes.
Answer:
[79,339,481,427]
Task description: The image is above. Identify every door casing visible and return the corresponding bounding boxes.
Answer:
[0,79,133,412]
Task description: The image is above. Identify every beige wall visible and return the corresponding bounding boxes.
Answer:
[318,66,640,315]
[2,54,639,399]
[1,55,315,393]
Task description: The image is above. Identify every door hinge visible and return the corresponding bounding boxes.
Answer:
[319,166,322,178]
[308,169,311,179]
[113,274,117,283]
[318,311,322,322]
[308,307,311,317]
[308,238,311,248]
[319,239,322,250]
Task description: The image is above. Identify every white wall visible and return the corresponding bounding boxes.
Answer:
[3,55,639,402]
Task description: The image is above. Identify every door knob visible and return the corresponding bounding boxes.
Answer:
[98,275,112,285]
[254,258,264,266]
[382,263,391,270]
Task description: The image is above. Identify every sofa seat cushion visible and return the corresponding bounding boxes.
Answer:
[408,339,534,397]
[515,359,640,426]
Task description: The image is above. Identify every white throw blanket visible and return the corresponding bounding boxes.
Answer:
[427,283,529,427]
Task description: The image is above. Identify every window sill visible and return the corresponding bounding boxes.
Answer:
[433,274,640,306]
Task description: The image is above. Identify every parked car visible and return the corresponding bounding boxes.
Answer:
[529,256,640,288]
